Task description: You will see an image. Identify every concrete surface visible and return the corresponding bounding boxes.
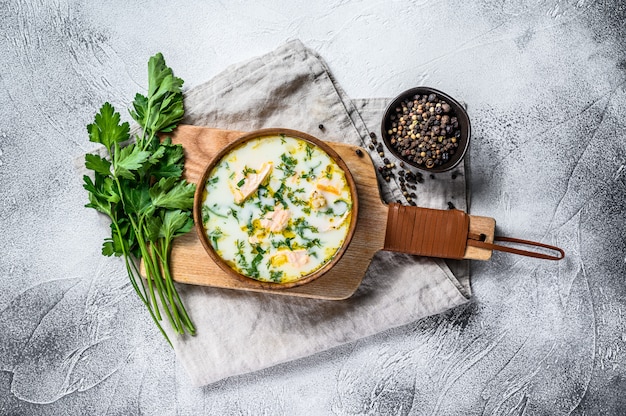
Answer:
[1,0,625,414]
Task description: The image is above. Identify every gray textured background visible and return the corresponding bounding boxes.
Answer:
[1,0,625,415]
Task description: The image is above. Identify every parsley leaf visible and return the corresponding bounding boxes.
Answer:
[84,154,111,176]
[87,102,130,152]
[149,177,195,210]
[130,53,185,136]
[160,209,193,240]
[114,143,150,179]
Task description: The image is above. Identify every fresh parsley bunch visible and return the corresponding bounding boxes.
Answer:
[83,53,195,344]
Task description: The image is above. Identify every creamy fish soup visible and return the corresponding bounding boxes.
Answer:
[201,134,353,283]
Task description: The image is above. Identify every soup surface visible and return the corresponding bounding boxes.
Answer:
[201,134,353,283]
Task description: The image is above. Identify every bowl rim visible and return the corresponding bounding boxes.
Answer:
[380,86,471,173]
[192,127,360,290]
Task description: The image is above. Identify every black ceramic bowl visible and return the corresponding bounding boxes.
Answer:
[380,86,470,173]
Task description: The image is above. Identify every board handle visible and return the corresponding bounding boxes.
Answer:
[382,203,564,261]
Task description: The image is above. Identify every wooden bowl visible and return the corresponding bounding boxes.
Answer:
[193,128,359,290]
[380,86,470,173]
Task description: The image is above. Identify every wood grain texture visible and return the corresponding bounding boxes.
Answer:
[465,215,496,260]
[163,125,494,299]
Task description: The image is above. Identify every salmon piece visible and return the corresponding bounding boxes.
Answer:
[271,249,310,268]
[260,205,291,232]
[286,249,310,267]
[233,163,273,204]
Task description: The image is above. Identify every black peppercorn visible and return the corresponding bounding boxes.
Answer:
[384,92,462,170]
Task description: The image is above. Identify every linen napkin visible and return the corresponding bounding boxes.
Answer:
[165,39,471,386]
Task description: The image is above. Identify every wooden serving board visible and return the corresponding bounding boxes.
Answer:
[164,125,495,300]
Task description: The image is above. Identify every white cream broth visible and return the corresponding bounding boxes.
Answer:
[201,134,353,283]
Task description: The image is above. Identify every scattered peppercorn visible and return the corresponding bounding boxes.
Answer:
[363,132,426,206]
[447,201,456,209]
[318,124,324,130]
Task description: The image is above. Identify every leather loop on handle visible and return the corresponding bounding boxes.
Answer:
[467,235,565,261]
[383,203,470,259]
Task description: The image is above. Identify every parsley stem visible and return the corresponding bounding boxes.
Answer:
[151,240,183,334]
[128,254,150,303]
[162,241,195,334]
[115,226,148,305]
[111,218,172,346]
[125,214,161,322]
[137,223,177,331]
[140,243,161,320]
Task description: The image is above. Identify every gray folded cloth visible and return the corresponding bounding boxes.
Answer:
[169,39,471,386]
